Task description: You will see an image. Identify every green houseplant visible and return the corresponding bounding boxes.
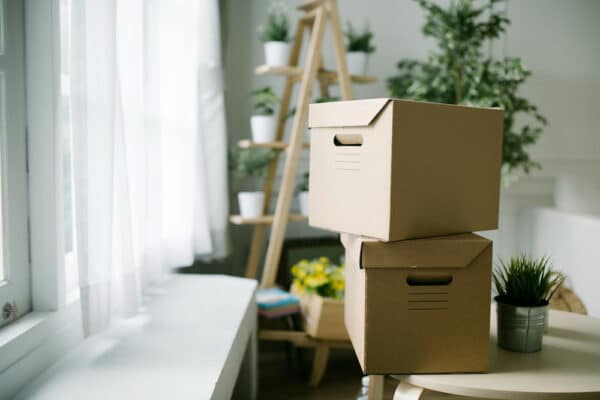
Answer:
[296,172,309,216]
[493,255,563,352]
[344,21,375,75]
[250,86,280,143]
[387,0,547,177]
[228,147,276,218]
[258,0,291,67]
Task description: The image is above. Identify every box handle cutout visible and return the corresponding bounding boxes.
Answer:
[333,134,363,146]
[406,274,453,286]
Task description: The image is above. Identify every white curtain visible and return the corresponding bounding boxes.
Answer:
[70,0,229,335]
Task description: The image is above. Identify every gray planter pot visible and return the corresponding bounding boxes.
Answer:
[496,300,547,353]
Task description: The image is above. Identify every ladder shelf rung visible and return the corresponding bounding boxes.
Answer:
[255,64,376,85]
[238,139,309,150]
[296,0,324,12]
[230,214,307,225]
[255,64,301,77]
[259,329,353,349]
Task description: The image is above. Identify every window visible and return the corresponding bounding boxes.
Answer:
[0,0,30,328]
[59,0,79,302]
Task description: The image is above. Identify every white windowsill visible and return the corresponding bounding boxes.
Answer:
[0,300,82,374]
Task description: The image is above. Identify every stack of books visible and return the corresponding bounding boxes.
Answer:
[256,288,300,318]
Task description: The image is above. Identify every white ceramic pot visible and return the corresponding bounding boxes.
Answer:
[238,191,265,218]
[298,191,309,216]
[264,41,290,66]
[250,115,277,143]
[346,51,368,76]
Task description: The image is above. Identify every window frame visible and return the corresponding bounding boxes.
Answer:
[0,0,83,396]
[0,0,32,329]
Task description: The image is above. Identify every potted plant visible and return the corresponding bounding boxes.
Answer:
[387,0,547,178]
[296,172,309,216]
[344,21,375,75]
[258,0,291,67]
[228,147,276,218]
[493,255,563,353]
[290,257,347,340]
[250,87,279,143]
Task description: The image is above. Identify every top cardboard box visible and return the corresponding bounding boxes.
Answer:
[308,98,503,241]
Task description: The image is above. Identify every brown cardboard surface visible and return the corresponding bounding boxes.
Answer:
[342,232,492,374]
[308,98,503,241]
[291,284,349,340]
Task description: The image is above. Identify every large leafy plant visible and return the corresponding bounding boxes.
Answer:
[493,255,563,307]
[387,0,547,174]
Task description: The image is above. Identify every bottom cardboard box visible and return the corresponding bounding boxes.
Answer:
[342,233,492,374]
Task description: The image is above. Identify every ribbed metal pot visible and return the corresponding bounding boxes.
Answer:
[496,301,547,353]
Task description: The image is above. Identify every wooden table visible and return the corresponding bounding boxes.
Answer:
[15,275,258,400]
[369,307,600,400]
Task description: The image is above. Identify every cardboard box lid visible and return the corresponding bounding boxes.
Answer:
[308,98,391,128]
[342,233,490,269]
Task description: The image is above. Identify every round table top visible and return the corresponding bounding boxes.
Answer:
[393,307,600,399]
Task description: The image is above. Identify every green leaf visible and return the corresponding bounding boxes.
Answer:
[344,20,375,53]
[228,147,276,179]
[259,1,290,42]
[250,86,280,115]
[493,254,563,307]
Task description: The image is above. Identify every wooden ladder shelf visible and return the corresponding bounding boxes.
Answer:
[230,0,375,387]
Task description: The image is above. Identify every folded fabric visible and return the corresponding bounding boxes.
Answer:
[256,287,300,317]
[256,287,300,310]
[258,304,300,319]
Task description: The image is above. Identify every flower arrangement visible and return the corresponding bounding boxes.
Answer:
[291,257,345,300]
[258,0,290,43]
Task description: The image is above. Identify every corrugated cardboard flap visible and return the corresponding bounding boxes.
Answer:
[346,233,490,269]
[308,98,391,128]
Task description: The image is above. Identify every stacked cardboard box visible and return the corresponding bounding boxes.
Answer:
[307,98,503,374]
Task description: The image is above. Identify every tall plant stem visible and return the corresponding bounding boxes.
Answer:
[454,63,462,103]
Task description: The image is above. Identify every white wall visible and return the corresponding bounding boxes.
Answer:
[221,0,600,285]
[520,208,600,317]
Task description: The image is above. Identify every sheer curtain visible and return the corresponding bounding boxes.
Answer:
[69,0,228,335]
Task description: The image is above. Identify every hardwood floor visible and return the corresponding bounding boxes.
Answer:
[257,344,396,399]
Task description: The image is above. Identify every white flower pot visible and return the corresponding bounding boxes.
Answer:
[238,191,265,218]
[298,191,309,216]
[264,41,290,67]
[250,115,277,143]
[346,51,368,76]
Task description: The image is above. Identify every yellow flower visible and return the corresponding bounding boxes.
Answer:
[332,280,344,291]
[305,275,327,288]
[313,263,324,273]
[319,256,330,264]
